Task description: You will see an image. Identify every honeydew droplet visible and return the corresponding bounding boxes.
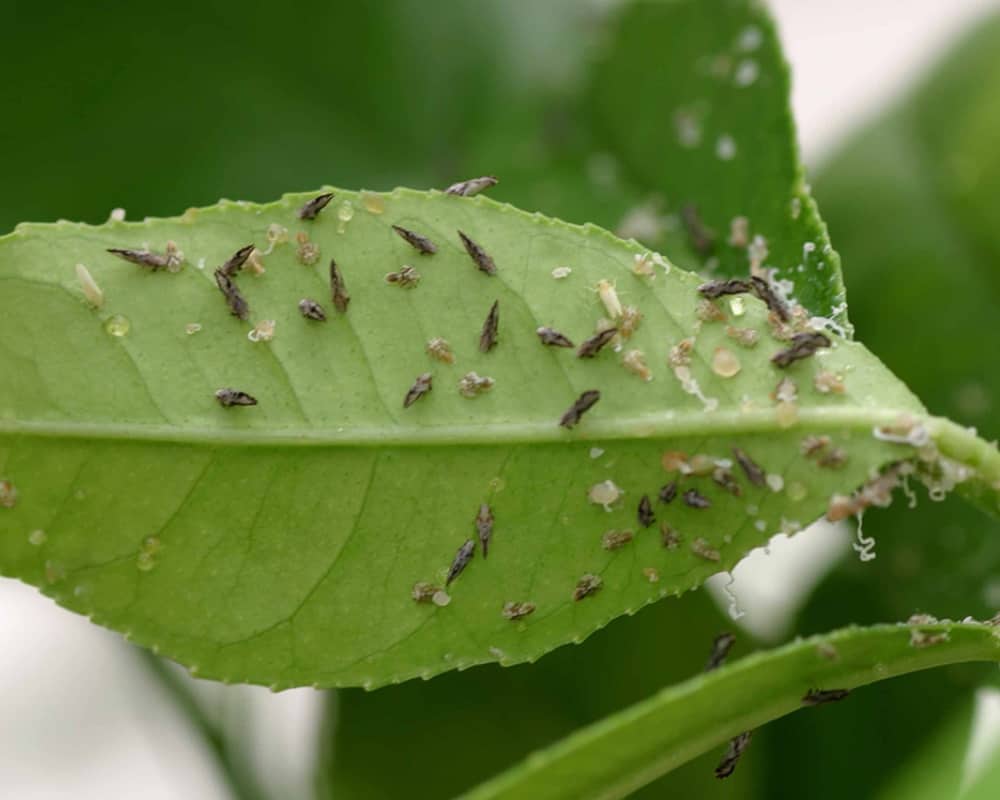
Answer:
[28,529,47,546]
[336,200,355,233]
[786,482,808,502]
[142,536,162,555]
[360,191,385,214]
[766,473,785,492]
[432,590,451,607]
[711,347,741,378]
[104,314,130,337]
[136,551,156,572]
[775,401,799,428]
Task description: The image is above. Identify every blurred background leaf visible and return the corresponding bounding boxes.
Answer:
[746,10,1000,800]
[0,0,606,228]
[587,0,848,323]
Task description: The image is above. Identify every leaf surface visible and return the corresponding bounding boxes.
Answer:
[0,187,981,688]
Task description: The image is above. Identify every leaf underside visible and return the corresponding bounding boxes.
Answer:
[0,187,966,689]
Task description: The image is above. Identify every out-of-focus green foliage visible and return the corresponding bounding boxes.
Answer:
[748,12,1000,800]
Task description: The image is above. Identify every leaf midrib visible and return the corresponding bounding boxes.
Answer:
[0,406,933,447]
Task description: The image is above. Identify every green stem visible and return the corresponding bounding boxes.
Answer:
[135,648,269,800]
[461,621,1000,800]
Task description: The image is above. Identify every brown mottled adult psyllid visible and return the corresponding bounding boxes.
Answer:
[445,176,498,197]
[479,300,499,352]
[458,231,497,275]
[446,539,476,585]
[637,495,655,528]
[698,278,752,299]
[297,192,334,220]
[329,258,350,312]
[715,731,752,779]
[403,373,433,408]
[683,488,711,509]
[576,328,617,359]
[392,224,438,255]
[732,447,766,487]
[298,298,326,321]
[802,688,850,706]
[217,244,256,277]
[658,481,678,504]
[213,269,249,320]
[215,388,257,407]
[559,390,600,429]
[771,331,831,368]
[705,632,736,672]
[536,327,574,348]
[107,241,184,272]
[750,275,790,322]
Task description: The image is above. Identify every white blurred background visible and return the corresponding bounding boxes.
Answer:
[2,1,999,797]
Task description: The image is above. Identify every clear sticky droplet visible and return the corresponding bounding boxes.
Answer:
[104,314,130,337]
[136,551,156,572]
[336,200,355,233]
[775,400,799,428]
[28,529,47,546]
[786,482,808,502]
[360,191,385,215]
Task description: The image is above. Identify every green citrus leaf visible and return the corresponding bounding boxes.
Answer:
[0,187,989,689]
[588,0,848,329]
[463,620,1000,800]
